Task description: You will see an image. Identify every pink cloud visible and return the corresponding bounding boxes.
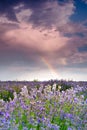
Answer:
[4,23,69,53]
[1,21,87,67]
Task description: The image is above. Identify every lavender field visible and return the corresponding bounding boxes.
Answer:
[0,80,87,130]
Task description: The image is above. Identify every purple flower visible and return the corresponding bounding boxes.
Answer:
[68,127,73,130]
[0,111,4,116]
[74,97,79,103]
[51,125,60,130]
[60,110,65,119]
[85,98,87,104]
[5,112,10,119]
[65,113,73,119]
[29,117,34,124]
[33,95,36,99]
[47,123,52,128]
[40,106,45,111]
[37,118,41,124]
[41,116,45,121]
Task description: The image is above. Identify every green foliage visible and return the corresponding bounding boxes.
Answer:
[13,86,21,94]
[36,84,40,90]
[60,84,72,92]
[0,86,21,102]
[76,90,87,100]
[62,102,73,113]
[45,100,51,114]
[33,79,38,82]
[0,90,14,101]
[53,83,72,92]
[51,116,71,130]
[18,124,23,130]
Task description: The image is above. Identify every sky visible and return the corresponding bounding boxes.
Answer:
[0,0,87,81]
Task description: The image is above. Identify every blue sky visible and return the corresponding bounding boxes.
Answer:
[0,0,87,81]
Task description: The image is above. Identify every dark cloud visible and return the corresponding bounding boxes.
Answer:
[0,0,18,21]
[0,0,46,22]
[0,0,75,28]
[78,45,87,52]
[26,0,75,28]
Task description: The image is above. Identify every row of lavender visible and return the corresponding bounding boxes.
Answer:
[0,80,87,130]
[0,80,87,91]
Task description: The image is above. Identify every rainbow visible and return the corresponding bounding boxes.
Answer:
[41,56,59,78]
